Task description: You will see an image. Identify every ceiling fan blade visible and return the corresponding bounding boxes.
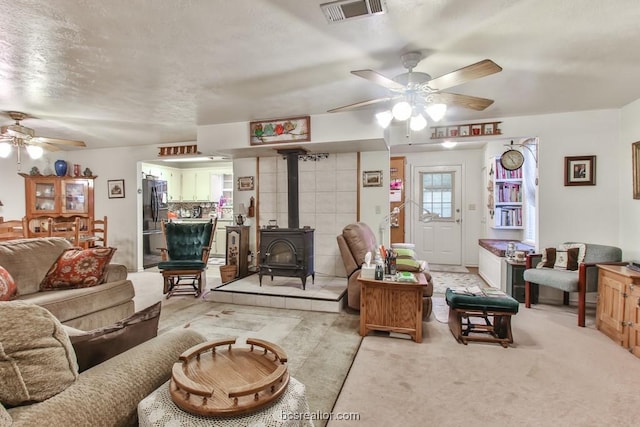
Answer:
[31,136,86,147]
[428,92,495,111]
[327,97,395,113]
[423,59,502,92]
[28,141,62,151]
[351,70,405,91]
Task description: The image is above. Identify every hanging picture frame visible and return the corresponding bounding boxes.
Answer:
[107,179,125,198]
[363,170,383,187]
[564,156,596,186]
[249,116,311,145]
[237,176,254,191]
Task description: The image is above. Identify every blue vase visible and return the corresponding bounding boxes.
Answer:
[54,160,68,176]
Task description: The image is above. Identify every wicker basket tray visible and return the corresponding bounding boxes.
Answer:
[170,338,289,417]
[219,264,237,283]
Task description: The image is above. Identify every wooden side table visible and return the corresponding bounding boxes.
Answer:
[357,273,428,343]
[596,264,640,358]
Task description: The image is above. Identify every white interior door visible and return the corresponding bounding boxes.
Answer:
[411,165,462,265]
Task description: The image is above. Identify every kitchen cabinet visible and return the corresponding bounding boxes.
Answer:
[181,170,211,201]
[211,219,232,257]
[596,264,640,358]
[222,173,233,205]
[165,169,181,202]
[21,173,95,235]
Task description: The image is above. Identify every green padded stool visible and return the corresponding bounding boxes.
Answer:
[445,288,519,348]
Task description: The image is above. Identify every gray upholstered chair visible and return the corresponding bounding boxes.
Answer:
[523,243,623,326]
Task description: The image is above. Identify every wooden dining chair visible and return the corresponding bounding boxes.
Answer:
[90,216,108,247]
[0,217,28,241]
[48,218,79,244]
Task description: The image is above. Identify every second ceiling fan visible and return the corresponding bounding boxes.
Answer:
[328,52,502,130]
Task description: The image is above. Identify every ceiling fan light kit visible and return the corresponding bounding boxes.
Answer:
[0,111,86,170]
[329,52,502,132]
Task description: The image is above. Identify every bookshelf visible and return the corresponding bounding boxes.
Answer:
[492,157,524,229]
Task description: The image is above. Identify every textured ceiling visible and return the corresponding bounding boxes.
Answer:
[1,0,640,151]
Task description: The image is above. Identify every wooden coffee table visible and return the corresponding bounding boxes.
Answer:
[357,272,428,342]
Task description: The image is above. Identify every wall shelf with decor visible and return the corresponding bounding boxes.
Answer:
[431,121,502,139]
[491,157,524,229]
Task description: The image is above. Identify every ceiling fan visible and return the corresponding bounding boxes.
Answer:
[328,52,502,130]
[0,111,86,168]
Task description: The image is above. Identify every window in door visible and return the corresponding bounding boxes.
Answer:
[420,171,454,220]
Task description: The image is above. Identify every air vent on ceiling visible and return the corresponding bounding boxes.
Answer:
[320,0,387,23]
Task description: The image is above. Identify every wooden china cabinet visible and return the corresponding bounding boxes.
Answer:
[20,173,96,236]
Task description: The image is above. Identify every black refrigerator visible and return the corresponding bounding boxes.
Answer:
[142,178,168,268]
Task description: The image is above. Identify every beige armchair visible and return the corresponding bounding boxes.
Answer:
[337,222,433,318]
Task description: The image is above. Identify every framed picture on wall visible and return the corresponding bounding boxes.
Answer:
[107,179,125,198]
[237,176,254,191]
[363,170,383,187]
[564,155,596,186]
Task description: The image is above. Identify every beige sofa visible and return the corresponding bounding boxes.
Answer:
[0,237,134,330]
[1,322,206,426]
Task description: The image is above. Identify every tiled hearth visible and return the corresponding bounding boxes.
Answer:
[204,272,347,313]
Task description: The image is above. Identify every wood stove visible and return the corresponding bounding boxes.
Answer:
[258,148,315,289]
[259,228,314,289]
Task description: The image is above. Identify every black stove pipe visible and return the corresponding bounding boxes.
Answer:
[277,149,306,229]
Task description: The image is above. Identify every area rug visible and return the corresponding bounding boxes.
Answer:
[430,271,487,295]
[166,303,362,427]
[429,264,469,273]
[433,296,449,323]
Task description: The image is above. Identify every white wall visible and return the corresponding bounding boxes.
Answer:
[498,109,621,250]
[1,107,632,272]
[619,99,640,261]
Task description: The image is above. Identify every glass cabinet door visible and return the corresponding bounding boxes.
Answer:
[62,180,89,214]
[33,181,57,213]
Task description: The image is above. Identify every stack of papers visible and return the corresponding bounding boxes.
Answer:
[449,286,483,296]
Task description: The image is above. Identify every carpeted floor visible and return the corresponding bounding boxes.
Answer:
[328,302,640,427]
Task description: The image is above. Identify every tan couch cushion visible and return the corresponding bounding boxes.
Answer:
[16,279,135,324]
[0,238,72,296]
[0,301,78,406]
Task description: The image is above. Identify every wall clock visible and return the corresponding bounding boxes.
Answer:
[500,149,524,171]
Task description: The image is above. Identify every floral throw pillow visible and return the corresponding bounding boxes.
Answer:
[40,247,116,290]
[0,266,17,301]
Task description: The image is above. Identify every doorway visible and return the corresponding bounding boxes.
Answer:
[411,165,463,265]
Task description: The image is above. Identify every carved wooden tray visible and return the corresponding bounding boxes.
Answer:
[170,338,289,417]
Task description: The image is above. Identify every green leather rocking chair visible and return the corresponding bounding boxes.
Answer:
[158,218,217,298]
